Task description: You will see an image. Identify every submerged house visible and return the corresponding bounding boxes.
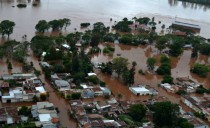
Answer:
[171,21,201,33]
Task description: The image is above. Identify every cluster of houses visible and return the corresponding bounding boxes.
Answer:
[182,95,210,123]
[0,101,59,127]
[0,74,47,103]
[160,77,201,93]
[50,72,112,99]
[70,98,154,128]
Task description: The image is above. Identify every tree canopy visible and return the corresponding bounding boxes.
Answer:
[0,20,15,38]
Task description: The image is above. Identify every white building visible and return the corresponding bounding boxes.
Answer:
[129,86,151,96]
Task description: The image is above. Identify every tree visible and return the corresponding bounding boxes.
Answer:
[8,62,13,69]
[0,20,15,38]
[112,57,129,77]
[155,36,167,53]
[153,101,180,127]
[49,20,60,31]
[169,38,184,57]
[71,93,81,100]
[160,54,171,64]
[40,93,47,101]
[191,47,198,58]
[156,63,171,75]
[146,57,156,71]
[63,18,71,30]
[18,106,31,116]
[117,93,123,101]
[33,95,39,102]
[162,75,173,84]
[90,34,101,47]
[35,20,49,33]
[129,104,147,122]
[0,47,5,59]
[191,63,209,77]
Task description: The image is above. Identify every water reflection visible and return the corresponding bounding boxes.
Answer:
[168,0,210,11]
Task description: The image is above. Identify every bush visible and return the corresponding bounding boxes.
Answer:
[160,55,170,64]
[80,23,90,27]
[176,90,187,95]
[162,75,173,84]
[40,93,47,101]
[17,4,27,8]
[156,63,171,75]
[88,76,99,84]
[191,63,209,77]
[71,93,81,100]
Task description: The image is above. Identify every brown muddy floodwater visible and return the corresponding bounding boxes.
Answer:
[91,43,210,106]
[1,0,210,127]
[1,0,210,41]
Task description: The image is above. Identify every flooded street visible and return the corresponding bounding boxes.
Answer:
[0,0,210,41]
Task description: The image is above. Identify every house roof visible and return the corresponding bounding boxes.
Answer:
[39,114,51,122]
[55,80,70,87]
[130,86,150,93]
[87,73,97,76]
[173,21,201,29]
[35,86,46,93]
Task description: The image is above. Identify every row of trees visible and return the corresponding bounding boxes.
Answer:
[35,18,71,32]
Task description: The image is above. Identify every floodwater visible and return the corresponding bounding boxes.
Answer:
[91,43,210,107]
[1,0,210,127]
[0,0,210,41]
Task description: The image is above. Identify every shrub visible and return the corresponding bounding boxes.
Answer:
[191,63,209,77]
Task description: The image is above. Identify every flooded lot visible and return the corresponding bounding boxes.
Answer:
[91,43,210,104]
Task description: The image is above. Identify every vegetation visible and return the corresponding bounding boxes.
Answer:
[178,0,210,5]
[113,18,133,32]
[129,104,147,122]
[195,85,210,94]
[80,23,90,27]
[157,55,171,75]
[191,63,209,77]
[17,4,27,8]
[103,45,115,54]
[146,57,156,71]
[40,93,47,101]
[35,18,71,32]
[176,90,187,95]
[0,20,15,38]
[152,101,180,127]
[162,75,173,84]
[18,106,31,116]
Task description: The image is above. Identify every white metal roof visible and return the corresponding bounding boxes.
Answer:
[39,114,51,122]
[36,86,46,93]
[130,87,150,92]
